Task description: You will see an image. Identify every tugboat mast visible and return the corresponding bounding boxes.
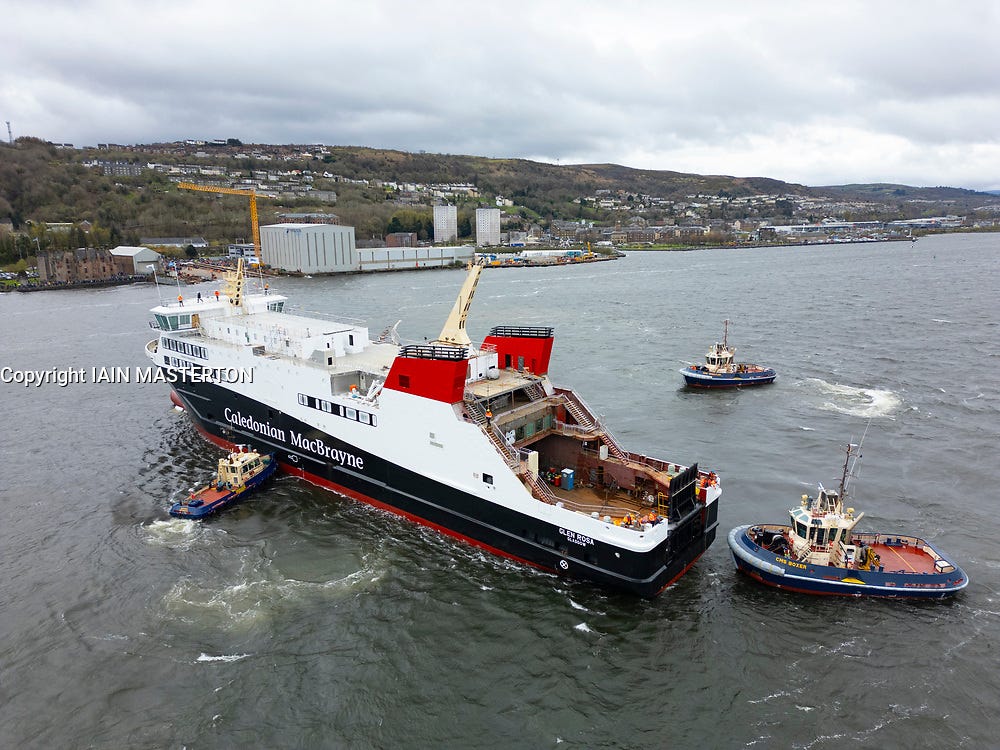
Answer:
[838,443,853,500]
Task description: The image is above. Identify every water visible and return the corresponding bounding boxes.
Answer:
[1,234,998,748]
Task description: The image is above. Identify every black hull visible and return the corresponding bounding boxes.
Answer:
[168,376,718,596]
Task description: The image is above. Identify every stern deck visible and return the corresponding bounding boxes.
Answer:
[862,536,948,575]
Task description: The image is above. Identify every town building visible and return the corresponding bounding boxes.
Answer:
[433,205,458,243]
[475,208,501,247]
[275,212,341,225]
[37,248,135,283]
[109,245,163,274]
[95,160,147,177]
[140,236,209,248]
[227,243,257,260]
[260,223,357,273]
[385,232,418,248]
[358,245,473,272]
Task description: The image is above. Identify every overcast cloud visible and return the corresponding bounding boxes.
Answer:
[3,0,999,189]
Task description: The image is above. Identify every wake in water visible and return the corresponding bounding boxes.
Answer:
[142,518,204,550]
[160,548,384,628]
[804,378,902,418]
[197,653,250,663]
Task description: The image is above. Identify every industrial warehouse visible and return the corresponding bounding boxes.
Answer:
[258,222,474,274]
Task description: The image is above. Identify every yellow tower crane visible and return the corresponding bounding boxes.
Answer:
[177,182,262,262]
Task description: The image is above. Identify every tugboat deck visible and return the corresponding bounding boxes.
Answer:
[864,538,942,575]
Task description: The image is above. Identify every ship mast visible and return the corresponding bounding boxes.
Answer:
[222,257,247,308]
[432,261,483,347]
[837,443,853,500]
[839,421,870,501]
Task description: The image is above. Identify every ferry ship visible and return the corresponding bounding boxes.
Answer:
[145,261,721,596]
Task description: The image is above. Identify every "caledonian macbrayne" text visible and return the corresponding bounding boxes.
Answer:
[224,407,365,469]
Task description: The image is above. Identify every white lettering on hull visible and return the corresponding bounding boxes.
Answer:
[290,430,365,469]
[224,407,286,442]
[222,408,364,470]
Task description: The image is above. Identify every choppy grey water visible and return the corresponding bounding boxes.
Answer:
[1,233,998,749]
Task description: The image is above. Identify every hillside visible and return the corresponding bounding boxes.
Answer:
[2,137,998,266]
[815,183,992,203]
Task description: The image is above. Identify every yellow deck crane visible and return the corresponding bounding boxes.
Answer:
[177,182,262,262]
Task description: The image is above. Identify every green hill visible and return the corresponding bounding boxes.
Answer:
[2,137,997,266]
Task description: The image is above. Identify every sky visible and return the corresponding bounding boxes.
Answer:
[3,1,999,190]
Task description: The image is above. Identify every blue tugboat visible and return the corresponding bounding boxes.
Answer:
[169,447,277,519]
[681,319,775,388]
[728,441,968,598]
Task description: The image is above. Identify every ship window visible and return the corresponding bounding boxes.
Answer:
[346,407,357,420]
[483,473,494,485]
[795,521,807,537]
[349,334,355,346]
[321,400,332,413]
[298,393,308,406]
[398,375,411,388]
[358,412,370,425]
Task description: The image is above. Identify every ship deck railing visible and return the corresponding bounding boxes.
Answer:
[281,305,367,327]
[852,532,953,573]
[553,388,629,462]
[574,443,687,485]
[544,482,668,528]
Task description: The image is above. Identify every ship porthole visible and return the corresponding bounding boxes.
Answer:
[558,559,569,571]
